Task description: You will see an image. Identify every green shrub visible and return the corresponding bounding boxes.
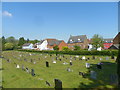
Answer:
[18,49,118,56]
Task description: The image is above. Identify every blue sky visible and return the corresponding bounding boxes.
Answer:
[2,2,118,42]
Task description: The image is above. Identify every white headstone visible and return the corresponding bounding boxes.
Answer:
[86,63,90,68]
[53,61,56,63]
[82,56,86,60]
[16,65,20,68]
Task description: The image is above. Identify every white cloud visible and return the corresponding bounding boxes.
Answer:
[2,11,12,17]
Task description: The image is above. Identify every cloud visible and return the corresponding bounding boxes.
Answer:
[2,11,12,17]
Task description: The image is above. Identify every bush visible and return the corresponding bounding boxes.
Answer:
[18,49,118,56]
[5,43,14,50]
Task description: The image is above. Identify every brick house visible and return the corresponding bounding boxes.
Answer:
[103,38,113,49]
[109,32,120,49]
[37,39,67,51]
[67,35,89,50]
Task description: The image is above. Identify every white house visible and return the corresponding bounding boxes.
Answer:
[36,40,49,50]
[22,43,34,49]
[88,44,102,51]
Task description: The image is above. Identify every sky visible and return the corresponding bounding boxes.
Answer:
[2,2,118,42]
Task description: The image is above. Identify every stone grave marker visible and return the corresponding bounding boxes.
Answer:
[53,61,56,64]
[54,79,62,90]
[70,60,72,66]
[79,72,85,78]
[82,56,86,60]
[46,61,49,67]
[92,56,95,60]
[90,71,97,79]
[86,63,90,68]
[31,69,35,76]
[16,64,20,68]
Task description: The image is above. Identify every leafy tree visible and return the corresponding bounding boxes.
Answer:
[28,39,39,44]
[53,45,59,51]
[4,43,14,50]
[26,38,29,43]
[62,46,71,51]
[6,36,16,44]
[2,36,6,51]
[18,37,26,46]
[74,45,81,51]
[91,34,103,50]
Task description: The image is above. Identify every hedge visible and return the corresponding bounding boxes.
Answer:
[17,49,118,56]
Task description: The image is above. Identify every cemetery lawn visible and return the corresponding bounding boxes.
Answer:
[2,51,117,88]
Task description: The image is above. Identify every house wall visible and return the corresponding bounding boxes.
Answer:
[22,44,33,49]
[58,41,68,51]
[37,40,48,50]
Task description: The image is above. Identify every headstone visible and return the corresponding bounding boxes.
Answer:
[46,81,51,86]
[70,60,72,66]
[79,72,85,78]
[92,56,95,60]
[59,59,62,61]
[53,61,56,64]
[99,58,102,60]
[31,69,35,76]
[67,67,71,72]
[90,71,97,79]
[86,63,90,68]
[26,68,29,73]
[16,64,20,68]
[31,59,33,63]
[82,56,85,60]
[33,61,36,64]
[22,65,25,71]
[54,79,62,90]
[106,57,109,60]
[46,61,49,67]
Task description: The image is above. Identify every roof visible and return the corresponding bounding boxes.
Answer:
[103,38,113,43]
[46,39,63,46]
[67,35,87,43]
[109,44,119,49]
[113,32,120,44]
[35,40,44,45]
[22,43,32,46]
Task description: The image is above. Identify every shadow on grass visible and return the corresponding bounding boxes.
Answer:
[77,61,118,89]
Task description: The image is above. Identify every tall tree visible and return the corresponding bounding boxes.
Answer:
[26,38,29,43]
[18,37,26,46]
[91,34,103,50]
[2,36,6,51]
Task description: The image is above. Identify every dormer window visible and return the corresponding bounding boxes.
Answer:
[70,39,73,43]
[78,38,81,42]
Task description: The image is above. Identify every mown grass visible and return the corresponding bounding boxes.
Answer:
[1,51,117,88]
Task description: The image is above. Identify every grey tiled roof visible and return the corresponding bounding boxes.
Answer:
[47,39,62,46]
[67,35,87,43]
[22,43,32,46]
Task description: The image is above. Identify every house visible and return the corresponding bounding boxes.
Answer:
[37,39,67,51]
[22,43,34,49]
[109,32,120,49]
[88,39,102,51]
[67,35,89,50]
[103,38,113,49]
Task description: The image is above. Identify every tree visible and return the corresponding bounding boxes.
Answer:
[53,45,59,51]
[6,36,16,44]
[91,34,103,50]
[18,37,26,46]
[116,43,120,88]
[74,45,81,51]
[4,43,14,50]
[26,38,29,43]
[2,36,6,51]
[62,46,71,51]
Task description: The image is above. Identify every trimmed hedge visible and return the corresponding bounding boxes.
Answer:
[17,49,118,56]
